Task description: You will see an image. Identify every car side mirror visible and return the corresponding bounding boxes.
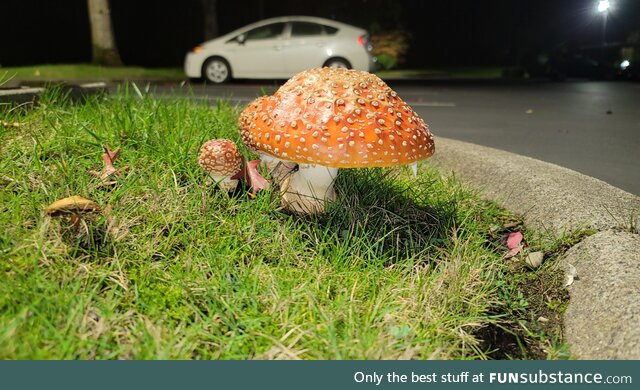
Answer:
[237,34,246,45]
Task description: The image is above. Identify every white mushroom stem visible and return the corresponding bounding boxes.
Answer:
[410,162,418,178]
[280,164,339,214]
[207,174,238,192]
[259,154,297,183]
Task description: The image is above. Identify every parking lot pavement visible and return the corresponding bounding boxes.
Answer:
[151,80,640,195]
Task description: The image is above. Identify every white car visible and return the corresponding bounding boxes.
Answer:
[184,16,375,83]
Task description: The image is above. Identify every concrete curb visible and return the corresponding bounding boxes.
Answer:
[561,231,640,359]
[0,82,108,109]
[0,87,45,108]
[430,137,640,359]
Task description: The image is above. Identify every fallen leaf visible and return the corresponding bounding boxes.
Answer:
[90,144,129,184]
[504,247,520,259]
[232,159,271,194]
[245,160,271,194]
[507,231,523,249]
[504,231,524,259]
[103,144,119,166]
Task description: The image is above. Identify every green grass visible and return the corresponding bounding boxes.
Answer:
[0,64,184,84]
[0,86,567,359]
[0,64,504,85]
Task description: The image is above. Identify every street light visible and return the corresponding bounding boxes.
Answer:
[596,0,611,50]
[597,0,610,13]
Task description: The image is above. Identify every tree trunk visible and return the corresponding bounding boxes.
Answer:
[87,0,123,66]
[201,0,219,40]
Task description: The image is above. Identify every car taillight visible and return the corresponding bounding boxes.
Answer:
[358,35,372,52]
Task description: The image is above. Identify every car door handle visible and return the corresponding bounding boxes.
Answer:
[316,42,325,47]
[274,45,283,51]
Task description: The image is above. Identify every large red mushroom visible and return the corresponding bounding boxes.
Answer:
[239,67,435,213]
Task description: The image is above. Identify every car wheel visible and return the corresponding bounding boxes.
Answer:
[203,57,232,84]
[324,58,351,69]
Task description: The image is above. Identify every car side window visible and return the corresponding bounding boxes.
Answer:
[245,23,285,41]
[290,22,324,37]
[323,25,339,35]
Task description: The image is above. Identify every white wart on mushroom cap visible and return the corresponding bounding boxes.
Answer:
[238,67,435,213]
[198,139,243,191]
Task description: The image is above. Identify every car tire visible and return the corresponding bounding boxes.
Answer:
[202,57,232,84]
[323,58,351,69]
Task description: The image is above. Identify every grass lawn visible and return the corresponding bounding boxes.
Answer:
[0,64,505,86]
[0,86,570,359]
[0,64,184,84]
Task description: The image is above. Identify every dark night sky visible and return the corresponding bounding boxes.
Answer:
[1,0,639,68]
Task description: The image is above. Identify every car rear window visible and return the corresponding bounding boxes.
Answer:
[290,22,324,37]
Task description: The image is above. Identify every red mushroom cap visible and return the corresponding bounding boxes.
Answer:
[239,67,434,168]
[198,139,242,176]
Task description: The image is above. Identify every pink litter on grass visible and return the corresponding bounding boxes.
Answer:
[232,159,270,194]
[504,231,524,259]
[507,231,523,249]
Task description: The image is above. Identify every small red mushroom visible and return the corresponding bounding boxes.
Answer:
[238,67,435,213]
[198,139,243,192]
[198,139,270,194]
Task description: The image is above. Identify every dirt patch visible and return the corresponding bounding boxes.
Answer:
[479,263,570,359]
[475,222,598,359]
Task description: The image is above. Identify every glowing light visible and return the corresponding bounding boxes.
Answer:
[597,0,610,13]
[620,60,630,69]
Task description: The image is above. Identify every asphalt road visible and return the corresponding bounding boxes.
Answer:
[153,80,640,195]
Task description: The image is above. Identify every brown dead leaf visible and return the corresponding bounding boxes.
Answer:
[90,144,129,184]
